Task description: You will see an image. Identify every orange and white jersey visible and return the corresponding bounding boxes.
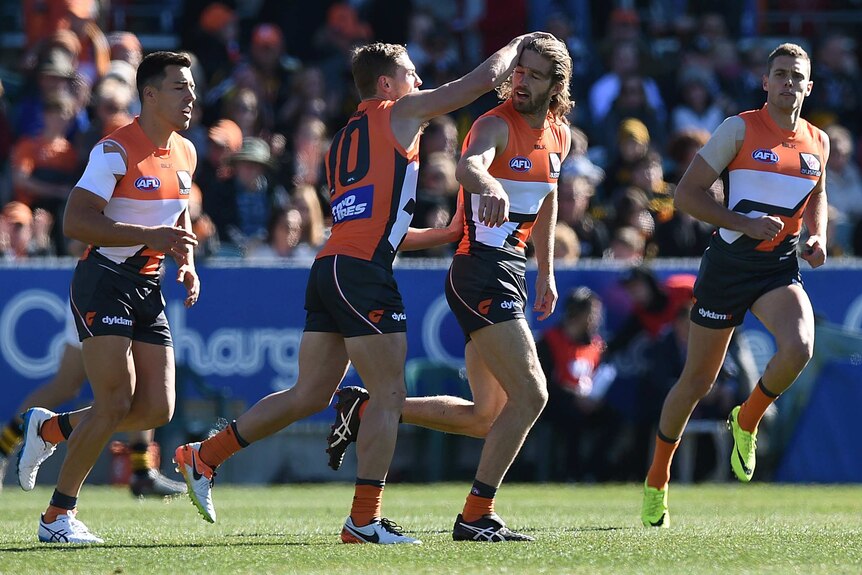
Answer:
[456,100,570,264]
[715,105,826,260]
[75,118,195,276]
[320,99,419,269]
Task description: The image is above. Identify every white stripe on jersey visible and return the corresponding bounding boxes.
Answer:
[99,197,189,263]
[469,178,554,249]
[719,168,816,244]
[386,161,419,251]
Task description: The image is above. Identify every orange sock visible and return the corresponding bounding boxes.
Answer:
[350,482,383,526]
[738,380,779,433]
[462,493,495,523]
[646,432,680,490]
[198,421,247,469]
[43,505,74,524]
[39,416,68,444]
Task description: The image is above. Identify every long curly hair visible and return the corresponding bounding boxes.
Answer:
[496,37,574,123]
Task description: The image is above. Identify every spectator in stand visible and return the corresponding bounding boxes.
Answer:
[401,152,460,259]
[537,286,617,481]
[11,92,80,255]
[187,182,219,261]
[606,266,696,356]
[14,48,89,141]
[606,187,655,258]
[189,2,239,86]
[0,201,53,259]
[604,225,646,263]
[208,137,289,255]
[198,118,243,221]
[64,2,110,87]
[670,67,726,134]
[246,206,304,260]
[604,118,653,201]
[249,24,299,135]
[557,158,609,259]
[553,222,580,264]
[290,183,326,260]
[823,124,862,255]
[589,40,665,134]
[598,75,667,153]
[419,115,459,162]
[224,86,266,139]
[277,66,335,136]
[76,77,134,162]
[283,114,328,188]
[107,31,142,69]
[665,128,712,184]
[807,33,862,129]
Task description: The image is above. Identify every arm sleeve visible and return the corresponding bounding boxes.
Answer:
[697,116,746,174]
[74,141,127,202]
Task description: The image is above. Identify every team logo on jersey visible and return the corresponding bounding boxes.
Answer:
[177,171,192,195]
[134,176,161,191]
[549,153,561,179]
[509,157,532,172]
[368,309,384,323]
[751,149,779,164]
[332,185,373,224]
[799,153,821,177]
[478,298,493,315]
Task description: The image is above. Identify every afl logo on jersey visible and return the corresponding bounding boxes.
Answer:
[751,149,779,164]
[135,176,161,191]
[509,157,532,172]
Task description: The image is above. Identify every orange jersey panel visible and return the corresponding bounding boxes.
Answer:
[83,119,195,275]
[717,105,825,258]
[319,99,419,268]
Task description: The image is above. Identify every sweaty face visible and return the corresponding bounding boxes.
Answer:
[153,65,196,131]
[511,49,555,116]
[763,55,812,113]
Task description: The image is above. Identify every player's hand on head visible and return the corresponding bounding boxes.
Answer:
[478,189,510,227]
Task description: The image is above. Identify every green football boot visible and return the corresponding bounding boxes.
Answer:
[728,405,757,482]
[641,480,669,528]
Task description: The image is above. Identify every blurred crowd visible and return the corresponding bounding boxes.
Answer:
[0,0,861,263]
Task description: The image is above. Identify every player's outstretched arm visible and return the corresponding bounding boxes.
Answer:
[393,32,549,122]
[400,196,464,251]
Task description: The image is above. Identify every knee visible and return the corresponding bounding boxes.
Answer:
[779,334,814,368]
[93,393,133,424]
[465,410,497,438]
[681,375,717,400]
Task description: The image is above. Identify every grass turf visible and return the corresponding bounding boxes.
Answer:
[1,483,860,574]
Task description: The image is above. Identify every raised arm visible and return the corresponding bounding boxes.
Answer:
[392,33,545,123]
[456,115,510,227]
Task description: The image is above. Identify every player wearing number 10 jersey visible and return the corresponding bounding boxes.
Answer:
[174,33,550,544]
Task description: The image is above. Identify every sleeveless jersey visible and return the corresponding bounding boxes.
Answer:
[320,99,419,269]
[456,99,571,268]
[713,105,826,261]
[74,118,195,277]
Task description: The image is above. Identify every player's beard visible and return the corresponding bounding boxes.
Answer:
[512,87,553,117]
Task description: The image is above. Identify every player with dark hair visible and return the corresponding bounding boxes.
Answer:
[16,51,199,543]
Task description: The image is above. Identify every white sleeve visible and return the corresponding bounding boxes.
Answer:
[74,140,128,201]
[697,116,746,174]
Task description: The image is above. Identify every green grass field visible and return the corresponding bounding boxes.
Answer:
[1,483,860,574]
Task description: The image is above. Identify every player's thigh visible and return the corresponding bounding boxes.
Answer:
[678,322,735,385]
[751,283,815,348]
[468,318,544,397]
[464,341,508,420]
[81,335,135,399]
[294,331,351,403]
[343,332,407,397]
[130,340,175,410]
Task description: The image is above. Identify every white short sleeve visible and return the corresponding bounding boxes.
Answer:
[74,140,128,201]
[697,116,746,174]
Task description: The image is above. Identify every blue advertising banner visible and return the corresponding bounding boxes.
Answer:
[1,259,862,482]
